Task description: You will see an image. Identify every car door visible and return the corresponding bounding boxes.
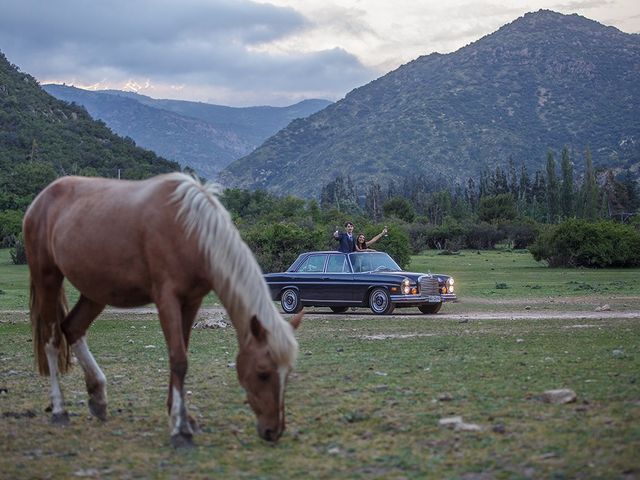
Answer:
[291,253,328,302]
[320,253,355,303]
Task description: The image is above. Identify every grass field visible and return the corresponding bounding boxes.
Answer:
[1,248,639,478]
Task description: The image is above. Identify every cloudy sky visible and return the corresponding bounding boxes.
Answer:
[1,0,638,106]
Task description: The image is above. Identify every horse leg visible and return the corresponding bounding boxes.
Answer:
[62,295,107,420]
[179,300,202,434]
[32,270,70,424]
[157,296,194,448]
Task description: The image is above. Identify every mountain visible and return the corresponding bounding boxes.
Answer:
[220,10,640,198]
[0,51,179,213]
[43,85,331,179]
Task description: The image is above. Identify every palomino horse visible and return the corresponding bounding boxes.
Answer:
[23,173,302,447]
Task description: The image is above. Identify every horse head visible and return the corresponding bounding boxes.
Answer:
[236,312,302,442]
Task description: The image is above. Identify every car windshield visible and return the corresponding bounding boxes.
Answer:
[349,252,402,273]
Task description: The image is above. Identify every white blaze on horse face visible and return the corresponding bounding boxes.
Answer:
[45,339,65,415]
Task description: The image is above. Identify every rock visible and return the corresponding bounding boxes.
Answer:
[595,304,610,312]
[542,388,577,404]
[455,422,482,432]
[193,312,230,329]
[437,393,453,401]
[438,416,463,429]
[492,423,506,434]
[612,349,624,358]
[438,415,483,431]
[525,305,531,310]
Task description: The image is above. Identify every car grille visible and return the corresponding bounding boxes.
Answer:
[419,276,439,295]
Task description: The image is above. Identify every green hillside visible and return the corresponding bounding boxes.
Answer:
[0,51,180,217]
[220,10,640,198]
[43,85,331,179]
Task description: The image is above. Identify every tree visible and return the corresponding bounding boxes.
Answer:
[560,146,574,219]
[425,190,452,226]
[477,193,517,223]
[382,197,416,223]
[578,148,599,220]
[545,151,560,223]
[364,182,384,222]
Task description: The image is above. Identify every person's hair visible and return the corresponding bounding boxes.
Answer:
[345,222,354,227]
[356,234,366,247]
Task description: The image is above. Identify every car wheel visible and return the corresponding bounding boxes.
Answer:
[369,288,394,315]
[281,288,302,313]
[330,306,349,313]
[418,303,442,314]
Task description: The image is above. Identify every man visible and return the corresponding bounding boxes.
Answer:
[333,221,356,253]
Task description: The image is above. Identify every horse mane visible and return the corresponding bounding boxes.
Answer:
[168,173,298,367]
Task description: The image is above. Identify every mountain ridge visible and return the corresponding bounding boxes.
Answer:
[43,84,331,179]
[220,10,640,198]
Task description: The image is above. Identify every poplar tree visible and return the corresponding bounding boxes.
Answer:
[560,146,574,219]
[545,151,560,223]
[579,148,599,220]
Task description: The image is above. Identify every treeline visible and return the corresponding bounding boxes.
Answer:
[319,147,639,256]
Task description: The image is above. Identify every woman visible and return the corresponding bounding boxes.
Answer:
[355,226,388,251]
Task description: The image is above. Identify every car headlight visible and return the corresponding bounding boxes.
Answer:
[447,278,454,285]
[401,278,411,295]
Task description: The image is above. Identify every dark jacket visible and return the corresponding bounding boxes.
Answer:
[334,232,356,253]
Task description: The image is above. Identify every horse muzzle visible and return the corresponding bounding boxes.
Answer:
[257,421,284,442]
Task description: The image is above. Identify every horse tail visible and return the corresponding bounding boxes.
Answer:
[30,279,71,376]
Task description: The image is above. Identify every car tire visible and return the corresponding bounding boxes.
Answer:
[330,306,349,313]
[281,288,302,313]
[369,288,394,315]
[418,303,442,314]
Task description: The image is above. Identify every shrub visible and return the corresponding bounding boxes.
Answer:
[10,234,27,265]
[530,219,640,267]
[0,209,23,245]
[361,224,411,269]
[243,223,326,273]
[464,222,503,249]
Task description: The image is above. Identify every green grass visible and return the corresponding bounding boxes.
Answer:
[1,310,639,478]
[411,248,640,302]
[3,248,640,312]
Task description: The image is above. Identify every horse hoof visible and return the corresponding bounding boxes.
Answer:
[89,399,107,421]
[170,433,195,449]
[51,411,70,425]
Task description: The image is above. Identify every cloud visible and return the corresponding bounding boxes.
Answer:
[0,0,375,105]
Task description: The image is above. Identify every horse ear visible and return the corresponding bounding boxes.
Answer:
[250,315,267,343]
[290,310,303,330]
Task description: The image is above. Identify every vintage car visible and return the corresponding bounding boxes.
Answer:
[264,251,456,315]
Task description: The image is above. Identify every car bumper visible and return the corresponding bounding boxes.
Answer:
[390,293,457,304]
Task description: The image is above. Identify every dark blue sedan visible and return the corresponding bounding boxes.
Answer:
[264,251,456,315]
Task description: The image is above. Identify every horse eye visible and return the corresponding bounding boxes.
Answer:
[257,372,270,382]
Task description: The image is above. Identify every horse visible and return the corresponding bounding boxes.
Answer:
[22,172,303,447]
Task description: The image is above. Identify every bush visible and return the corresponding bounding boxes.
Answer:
[243,223,326,273]
[10,234,27,265]
[407,220,465,253]
[530,219,640,267]
[499,219,540,249]
[464,222,503,249]
[361,224,411,269]
[0,209,23,245]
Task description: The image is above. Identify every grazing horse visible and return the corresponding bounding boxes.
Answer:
[23,173,302,447]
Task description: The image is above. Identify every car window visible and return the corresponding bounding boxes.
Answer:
[326,254,349,273]
[297,254,327,272]
[349,252,401,273]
